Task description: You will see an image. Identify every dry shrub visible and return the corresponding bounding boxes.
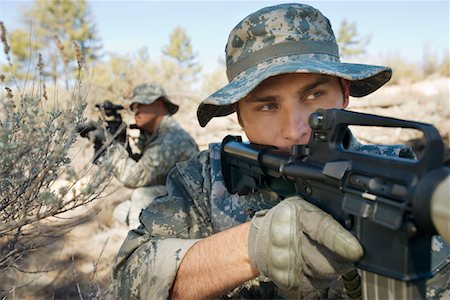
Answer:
[0,21,114,299]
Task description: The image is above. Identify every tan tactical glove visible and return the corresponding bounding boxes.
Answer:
[248,196,363,295]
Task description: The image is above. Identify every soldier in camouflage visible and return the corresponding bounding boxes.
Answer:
[105,83,199,228]
[112,3,449,299]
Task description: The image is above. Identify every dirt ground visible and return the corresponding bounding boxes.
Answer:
[1,77,448,299]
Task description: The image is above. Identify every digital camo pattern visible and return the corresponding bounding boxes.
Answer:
[112,138,449,299]
[129,83,179,115]
[112,149,213,299]
[197,3,392,127]
[427,237,450,299]
[346,132,417,158]
[113,185,168,229]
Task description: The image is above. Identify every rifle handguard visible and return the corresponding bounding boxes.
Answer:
[430,172,450,242]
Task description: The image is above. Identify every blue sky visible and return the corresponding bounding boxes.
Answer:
[1,1,449,70]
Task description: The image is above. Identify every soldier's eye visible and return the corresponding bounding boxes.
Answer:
[306,92,323,101]
[260,103,278,111]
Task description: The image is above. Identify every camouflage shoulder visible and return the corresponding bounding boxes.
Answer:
[426,261,450,299]
[137,149,213,238]
[158,116,199,150]
[347,133,416,159]
[174,148,212,195]
[426,236,450,299]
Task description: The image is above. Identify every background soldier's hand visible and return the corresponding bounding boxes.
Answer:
[86,126,108,163]
[248,196,363,295]
[76,120,99,138]
[87,126,106,146]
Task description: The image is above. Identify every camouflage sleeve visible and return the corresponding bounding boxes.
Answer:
[105,128,198,188]
[426,236,450,299]
[112,150,214,299]
[426,262,450,300]
[113,228,199,299]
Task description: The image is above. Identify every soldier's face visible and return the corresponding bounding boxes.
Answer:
[132,101,163,132]
[237,73,349,152]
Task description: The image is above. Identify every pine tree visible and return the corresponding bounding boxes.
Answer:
[3,0,102,87]
[162,26,201,84]
[336,19,370,60]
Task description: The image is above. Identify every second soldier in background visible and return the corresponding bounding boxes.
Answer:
[83,83,199,228]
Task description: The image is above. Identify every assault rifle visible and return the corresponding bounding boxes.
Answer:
[77,100,128,144]
[220,109,450,299]
[76,100,138,162]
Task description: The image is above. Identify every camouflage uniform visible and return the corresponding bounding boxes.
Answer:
[107,84,199,228]
[112,136,449,299]
[113,3,449,299]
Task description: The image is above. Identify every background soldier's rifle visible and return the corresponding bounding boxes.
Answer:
[76,100,137,163]
[220,109,450,299]
[94,100,128,145]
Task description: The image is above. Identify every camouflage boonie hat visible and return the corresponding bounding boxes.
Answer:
[197,3,392,127]
[130,83,179,115]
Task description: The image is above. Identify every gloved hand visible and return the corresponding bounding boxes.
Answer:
[76,120,99,138]
[248,196,363,296]
[86,126,108,163]
[87,126,106,145]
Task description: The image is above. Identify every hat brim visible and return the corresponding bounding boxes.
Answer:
[197,55,391,127]
[165,99,179,115]
[131,95,159,106]
[131,96,179,115]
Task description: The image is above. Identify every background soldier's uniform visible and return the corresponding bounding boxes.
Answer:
[112,135,449,299]
[108,115,198,228]
[104,83,199,228]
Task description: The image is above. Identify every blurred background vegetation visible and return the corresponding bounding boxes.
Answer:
[2,0,448,111]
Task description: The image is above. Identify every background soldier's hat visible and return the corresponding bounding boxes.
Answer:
[130,83,179,115]
[197,3,392,127]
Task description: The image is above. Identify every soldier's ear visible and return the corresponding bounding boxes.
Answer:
[341,79,350,108]
[234,103,244,128]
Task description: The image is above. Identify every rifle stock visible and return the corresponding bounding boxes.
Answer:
[220,109,450,298]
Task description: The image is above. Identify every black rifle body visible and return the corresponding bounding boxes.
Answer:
[221,109,450,294]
